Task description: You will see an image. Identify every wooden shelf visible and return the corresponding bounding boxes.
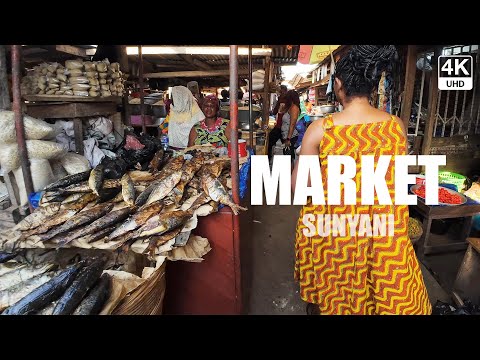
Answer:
[23,95,123,103]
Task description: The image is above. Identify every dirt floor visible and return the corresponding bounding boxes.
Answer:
[247,203,454,314]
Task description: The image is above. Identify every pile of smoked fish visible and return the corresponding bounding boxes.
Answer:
[11,148,247,257]
[0,254,111,315]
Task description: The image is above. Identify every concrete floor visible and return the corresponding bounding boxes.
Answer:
[247,204,305,315]
[247,203,452,314]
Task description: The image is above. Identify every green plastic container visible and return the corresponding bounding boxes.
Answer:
[438,171,466,190]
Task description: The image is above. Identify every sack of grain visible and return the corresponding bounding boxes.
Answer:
[65,60,84,70]
[89,90,99,97]
[60,152,91,175]
[64,90,74,96]
[96,62,108,72]
[84,61,96,71]
[110,63,120,72]
[57,74,67,82]
[47,76,60,84]
[49,158,68,180]
[0,139,67,173]
[69,76,89,84]
[86,71,98,78]
[0,111,55,143]
[14,159,55,206]
[73,90,89,97]
[72,83,91,91]
[66,68,84,77]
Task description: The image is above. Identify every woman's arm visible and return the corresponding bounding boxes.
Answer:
[224,120,232,142]
[285,105,300,146]
[187,126,197,147]
[291,119,324,192]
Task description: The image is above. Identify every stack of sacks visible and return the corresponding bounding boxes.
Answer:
[0,110,66,205]
[21,59,125,97]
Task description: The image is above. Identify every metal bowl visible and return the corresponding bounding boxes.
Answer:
[309,115,324,121]
[320,105,336,114]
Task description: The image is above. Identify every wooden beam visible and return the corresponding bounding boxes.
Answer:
[421,47,442,157]
[179,54,212,70]
[0,45,10,110]
[143,69,253,78]
[55,45,87,57]
[400,45,418,128]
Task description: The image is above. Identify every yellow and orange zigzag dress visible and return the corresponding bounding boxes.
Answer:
[294,115,432,315]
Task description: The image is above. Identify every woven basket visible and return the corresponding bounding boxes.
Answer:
[438,171,466,191]
[408,217,423,245]
[112,262,166,315]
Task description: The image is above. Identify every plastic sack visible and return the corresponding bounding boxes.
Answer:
[124,135,145,150]
[84,62,96,72]
[84,138,105,168]
[60,152,91,175]
[239,149,252,199]
[69,76,89,84]
[0,111,54,143]
[0,140,67,172]
[73,90,89,97]
[65,60,84,70]
[14,159,55,206]
[66,69,83,77]
[49,158,68,180]
[88,117,113,136]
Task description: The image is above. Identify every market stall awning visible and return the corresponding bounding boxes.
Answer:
[295,73,331,90]
[298,45,340,65]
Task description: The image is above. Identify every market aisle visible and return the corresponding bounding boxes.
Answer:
[248,204,305,315]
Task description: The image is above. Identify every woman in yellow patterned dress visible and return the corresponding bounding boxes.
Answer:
[292,45,432,315]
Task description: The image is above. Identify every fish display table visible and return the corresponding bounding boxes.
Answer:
[163,196,252,315]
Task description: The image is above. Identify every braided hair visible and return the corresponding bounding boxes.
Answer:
[334,45,399,98]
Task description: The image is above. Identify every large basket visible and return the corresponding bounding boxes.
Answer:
[408,217,423,245]
[438,171,467,191]
[111,262,166,315]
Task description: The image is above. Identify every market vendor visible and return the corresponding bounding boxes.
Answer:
[162,86,205,149]
[188,95,232,148]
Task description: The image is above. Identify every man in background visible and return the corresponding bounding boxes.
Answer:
[267,85,288,161]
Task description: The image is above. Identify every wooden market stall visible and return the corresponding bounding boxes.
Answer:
[3,45,297,315]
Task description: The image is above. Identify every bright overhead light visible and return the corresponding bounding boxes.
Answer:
[126,46,272,56]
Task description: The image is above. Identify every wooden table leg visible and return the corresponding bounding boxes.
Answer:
[424,216,471,255]
[73,118,84,155]
[419,216,432,257]
[461,216,474,240]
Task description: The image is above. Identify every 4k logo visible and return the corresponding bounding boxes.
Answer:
[438,55,473,90]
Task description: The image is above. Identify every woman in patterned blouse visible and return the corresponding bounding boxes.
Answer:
[188,94,232,148]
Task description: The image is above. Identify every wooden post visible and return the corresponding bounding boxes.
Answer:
[73,118,84,155]
[262,56,271,128]
[421,47,442,157]
[116,45,130,127]
[400,45,418,128]
[0,45,10,110]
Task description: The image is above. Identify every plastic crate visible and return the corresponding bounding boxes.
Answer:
[438,171,466,190]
